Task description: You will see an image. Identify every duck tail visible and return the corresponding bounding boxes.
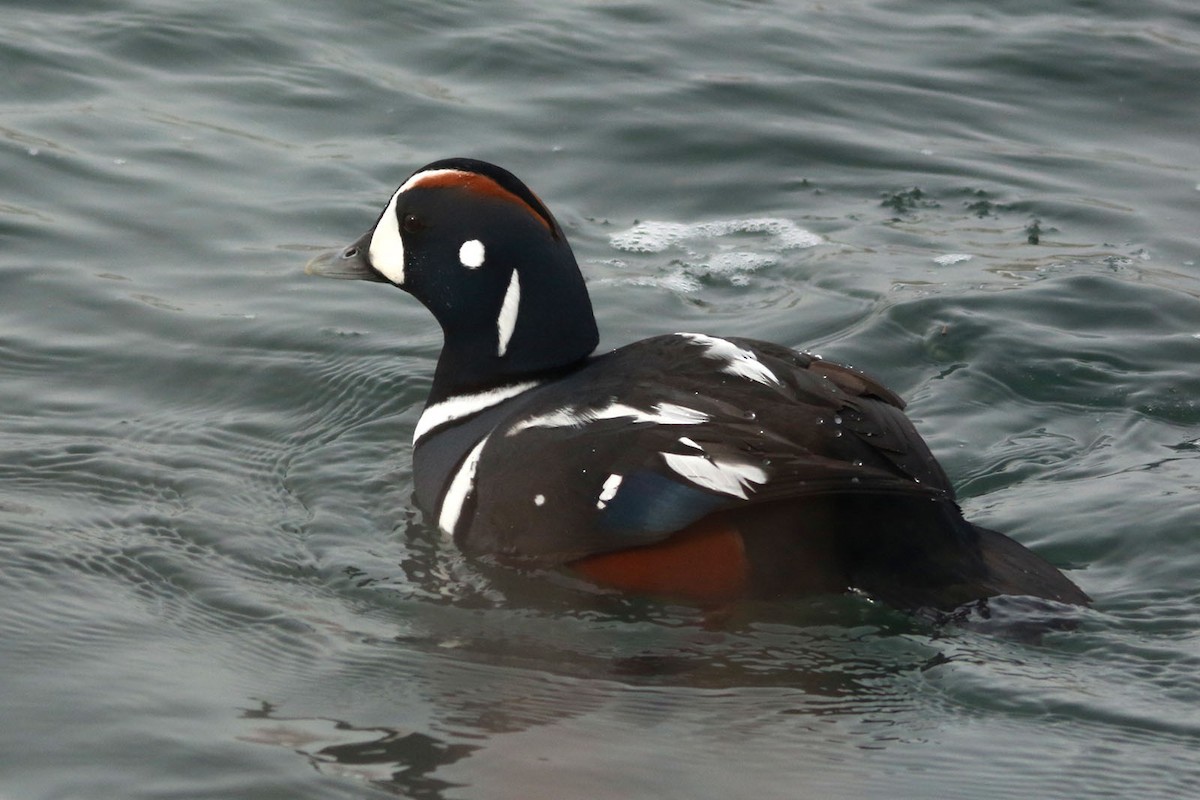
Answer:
[825,496,1091,611]
[967,522,1091,606]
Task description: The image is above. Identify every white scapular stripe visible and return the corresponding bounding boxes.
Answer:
[661,452,768,500]
[413,380,541,444]
[496,271,521,357]
[369,188,406,285]
[651,402,710,424]
[438,434,490,536]
[676,332,781,386]
[506,400,708,436]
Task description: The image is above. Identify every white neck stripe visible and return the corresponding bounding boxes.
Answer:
[413,380,541,445]
[496,271,521,357]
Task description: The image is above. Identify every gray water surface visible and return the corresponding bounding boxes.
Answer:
[2,1,1199,798]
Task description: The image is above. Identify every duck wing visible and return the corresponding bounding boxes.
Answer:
[460,333,955,560]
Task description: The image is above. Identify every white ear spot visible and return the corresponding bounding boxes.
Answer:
[459,239,485,269]
[496,271,521,357]
[369,188,406,285]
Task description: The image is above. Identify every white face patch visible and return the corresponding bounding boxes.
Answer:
[438,434,490,536]
[676,332,781,387]
[661,452,767,500]
[496,271,521,357]
[368,168,477,286]
[369,188,406,285]
[534,494,546,507]
[459,239,485,269]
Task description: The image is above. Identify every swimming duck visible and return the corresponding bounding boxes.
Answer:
[307,158,1089,611]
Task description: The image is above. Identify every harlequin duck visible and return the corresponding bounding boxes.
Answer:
[307,157,1089,611]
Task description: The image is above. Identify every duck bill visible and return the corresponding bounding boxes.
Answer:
[305,229,388,282]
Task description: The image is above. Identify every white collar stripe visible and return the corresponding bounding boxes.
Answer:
[413,380,541,444]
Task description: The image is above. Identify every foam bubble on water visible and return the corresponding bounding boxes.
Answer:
[609,221,689,253]
[610,218,822,253]
[607,218,822,292]
[933,253,973,266]
[622,273,703,293]
[705,250,772,281]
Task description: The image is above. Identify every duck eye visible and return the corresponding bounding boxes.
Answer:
[401,213,425,233]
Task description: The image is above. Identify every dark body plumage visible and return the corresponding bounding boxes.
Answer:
[309,157,1089,611]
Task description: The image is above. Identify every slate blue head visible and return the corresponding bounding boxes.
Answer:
[309,158,600,402]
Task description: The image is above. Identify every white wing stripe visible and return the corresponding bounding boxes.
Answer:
[507,400,708,435]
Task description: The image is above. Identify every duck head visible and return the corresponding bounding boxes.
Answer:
[309,158,599,401]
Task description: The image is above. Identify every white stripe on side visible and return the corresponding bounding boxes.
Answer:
[438,434,490,537]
